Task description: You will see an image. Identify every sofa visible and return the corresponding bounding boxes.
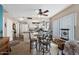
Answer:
[53,38,65,50]
[0,37,11,55]
[63,40,79,55]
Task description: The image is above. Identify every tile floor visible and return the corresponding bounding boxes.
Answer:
[10,40,59,55]
[31,41,59,55]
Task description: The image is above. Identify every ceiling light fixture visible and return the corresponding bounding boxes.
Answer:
[19,17,24,21]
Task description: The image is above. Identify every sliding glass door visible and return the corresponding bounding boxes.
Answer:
[52,13,76,40]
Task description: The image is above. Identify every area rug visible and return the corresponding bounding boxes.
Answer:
[10,40,20,47]
[10,41,30,55]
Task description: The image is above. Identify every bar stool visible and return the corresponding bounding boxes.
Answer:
[30,37,38,50]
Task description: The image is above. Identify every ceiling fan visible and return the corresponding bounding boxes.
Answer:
[27,9,49,19]
[38,9,49,16]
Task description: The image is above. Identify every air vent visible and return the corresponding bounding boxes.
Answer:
[27,17,32,19]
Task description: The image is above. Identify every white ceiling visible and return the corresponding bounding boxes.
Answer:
[3,4,71,18]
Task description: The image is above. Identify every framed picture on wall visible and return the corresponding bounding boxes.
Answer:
[60,29,69,41]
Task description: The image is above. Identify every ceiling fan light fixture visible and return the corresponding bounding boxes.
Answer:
[35,9,39,13]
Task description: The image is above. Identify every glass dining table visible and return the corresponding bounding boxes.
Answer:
[29,29,51,54]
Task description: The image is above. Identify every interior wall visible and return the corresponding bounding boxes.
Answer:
[6,19,20,41]
[12,20,20,37]
[52,19,60,39]
[0,5,3,37]
[3,11,20,41]
[3,10,9,37]
[50,4,79,40]
[6,18,13,41]
[3,14,7,37]
[20,23,28,34]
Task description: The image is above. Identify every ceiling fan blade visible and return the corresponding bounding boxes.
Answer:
[43,10,49,13]
[42,13,48,16]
